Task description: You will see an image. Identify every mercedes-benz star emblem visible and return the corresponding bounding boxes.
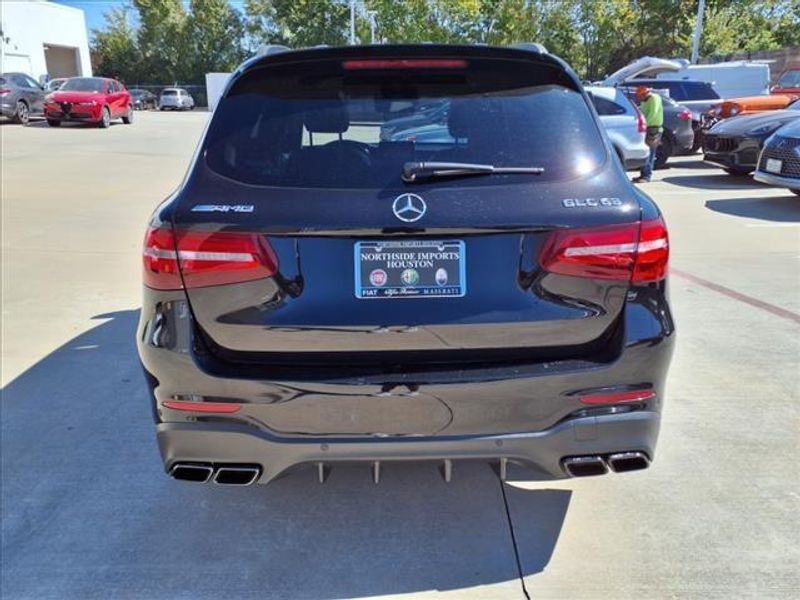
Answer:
[392,193,427,223]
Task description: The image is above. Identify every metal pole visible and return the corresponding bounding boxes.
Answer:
[691,0,706,64]
[350,1,356,45]
[368,10,377,44]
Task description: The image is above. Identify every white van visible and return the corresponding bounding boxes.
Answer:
[656,61,770,99]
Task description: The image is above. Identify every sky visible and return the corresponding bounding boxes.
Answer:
[52,1,251,36]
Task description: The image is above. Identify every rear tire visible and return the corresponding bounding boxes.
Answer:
[46,119,61,127]
[13,100,29,125]
[122,106,133,124]
[655,135,673,170]
[98,106,111,128]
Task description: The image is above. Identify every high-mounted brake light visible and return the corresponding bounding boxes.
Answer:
[143,226,278,290]
[342,59,467,70]
[539,217,669,284]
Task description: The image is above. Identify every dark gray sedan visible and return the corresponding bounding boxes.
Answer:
[0,72,45,124]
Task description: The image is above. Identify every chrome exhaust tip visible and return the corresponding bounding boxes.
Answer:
[169,462,213,483]
[607,452,650,473]
[562,455,608,477]
[213,465,261,486]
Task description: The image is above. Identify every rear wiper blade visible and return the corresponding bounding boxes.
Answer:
[402,161,544,183]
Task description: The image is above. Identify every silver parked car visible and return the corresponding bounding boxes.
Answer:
[159,87,194,111]
[753,120,800,196]
[0,72,45,124]
[585,86,649,170]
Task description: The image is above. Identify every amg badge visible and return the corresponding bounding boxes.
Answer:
[191,204,254,213]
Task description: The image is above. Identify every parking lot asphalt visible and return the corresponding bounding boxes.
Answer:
[2,112,799,599]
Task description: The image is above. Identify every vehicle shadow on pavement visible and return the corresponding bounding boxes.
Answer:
[1,310,571,600]
[661,173,765,190]
[705,196,800,222]
[25,121,122,129]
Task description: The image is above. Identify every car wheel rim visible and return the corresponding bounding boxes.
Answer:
[103,110,109,126]
[18,102,28,122]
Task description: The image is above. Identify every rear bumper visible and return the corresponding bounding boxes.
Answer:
[0,103,17,118]
[674,128,695,152]
[138,282,674,483]
[158,410,660,484]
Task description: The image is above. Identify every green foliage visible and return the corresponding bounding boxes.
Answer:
[91,0,800,85]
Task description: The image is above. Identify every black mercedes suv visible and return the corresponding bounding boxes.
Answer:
[137,44,674,486]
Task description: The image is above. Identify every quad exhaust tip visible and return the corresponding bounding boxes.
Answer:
[607,451,650,473]
[562,452,651,477]
[169,463,214,483]
[169,463,261,486]
[562,455,608,477]
[214,465,261,486]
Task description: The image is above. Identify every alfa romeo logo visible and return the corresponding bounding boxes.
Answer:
[392,193,427,223]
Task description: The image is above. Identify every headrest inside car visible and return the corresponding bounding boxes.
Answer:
[447,99,483,139]
[304,101,350,134]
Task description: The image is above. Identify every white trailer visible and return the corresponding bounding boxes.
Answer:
[656,61,770,98]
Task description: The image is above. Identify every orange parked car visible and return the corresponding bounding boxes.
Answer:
[710,94,796,119]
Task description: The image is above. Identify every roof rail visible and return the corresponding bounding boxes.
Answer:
[509,43,548,54]
[256,44,291,57]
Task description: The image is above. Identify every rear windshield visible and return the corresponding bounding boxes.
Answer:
[162,90,178,96]
[203,57,606,188]
[60,78,106,92]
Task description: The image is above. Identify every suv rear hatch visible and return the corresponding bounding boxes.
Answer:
[153,46,666,368]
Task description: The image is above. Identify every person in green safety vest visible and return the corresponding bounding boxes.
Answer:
[633,85,663,183]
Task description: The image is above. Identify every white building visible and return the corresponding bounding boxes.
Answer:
[1,0,92,81]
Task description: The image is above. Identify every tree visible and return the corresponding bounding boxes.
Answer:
[270,0,350,47]
[91,7,142,82]
[132,0,187,82]
[183,0,246,82]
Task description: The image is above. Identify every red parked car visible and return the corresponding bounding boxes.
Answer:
[44,77,132,128]
[771,65,800,97]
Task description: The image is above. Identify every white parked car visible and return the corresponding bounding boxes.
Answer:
[585,86,649,170]
[159,88,195,111]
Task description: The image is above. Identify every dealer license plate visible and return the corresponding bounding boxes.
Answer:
[355,240,466,299]
[766,158,783,174]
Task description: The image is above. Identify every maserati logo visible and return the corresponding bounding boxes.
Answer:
[392,193,426,223]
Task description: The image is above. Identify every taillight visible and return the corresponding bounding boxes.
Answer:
[0,88,10,96]
[539,217,669,284]
[143,226,182,290]
[143,226,278,290]
[632,217,669,284]
[342,59,467,70]
[678,110,692,121]
[634,105,647,133]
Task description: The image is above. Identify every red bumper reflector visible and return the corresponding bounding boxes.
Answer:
[342,59,467,70]
[579,390,656,405]
[162,401,241,413]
